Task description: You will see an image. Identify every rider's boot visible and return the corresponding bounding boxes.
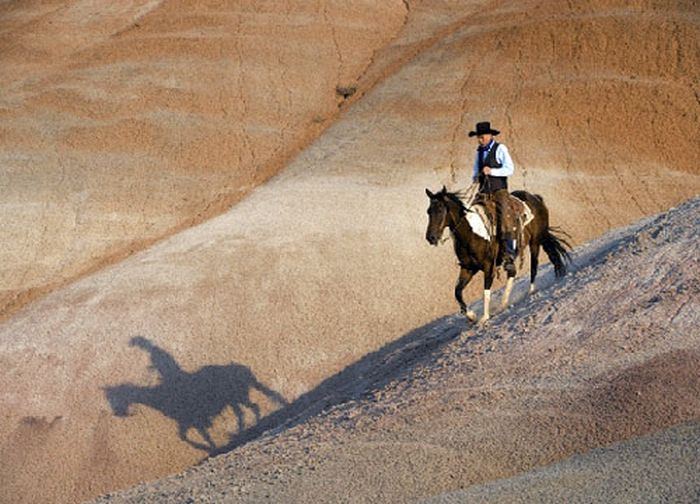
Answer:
[502,234,517,276]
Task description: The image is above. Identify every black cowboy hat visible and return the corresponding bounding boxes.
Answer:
[468,121,500,137]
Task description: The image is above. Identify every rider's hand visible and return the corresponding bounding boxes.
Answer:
[483,167,492,176]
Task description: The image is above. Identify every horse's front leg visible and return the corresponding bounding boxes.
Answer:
[480,265,496,324]
[455,267,477,321]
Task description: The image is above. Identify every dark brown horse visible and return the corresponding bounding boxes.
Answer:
[425,186,571,323]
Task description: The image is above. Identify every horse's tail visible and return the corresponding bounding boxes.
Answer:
[541,226,573,278]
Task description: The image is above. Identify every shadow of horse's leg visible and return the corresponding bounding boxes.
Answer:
[243,399,261,423]
[196,425,216,452]
[178,423,211,452]
[231,403,245,433]
[252,380,289,408]
[178,422,189,442]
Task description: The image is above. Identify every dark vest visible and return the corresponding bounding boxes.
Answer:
[478,141,508,193]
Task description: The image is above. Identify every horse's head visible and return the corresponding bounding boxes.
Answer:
[103,384,134,417]
[425,186,451,246]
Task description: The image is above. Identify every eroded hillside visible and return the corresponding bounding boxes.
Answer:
[90,197,700,503]
[0,0,411,318]
[0,1,698,503]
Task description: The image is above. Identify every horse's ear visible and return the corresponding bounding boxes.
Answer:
[425,188,434,198]
[441,185,447,194]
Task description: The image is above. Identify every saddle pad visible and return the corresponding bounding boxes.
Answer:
[466,205,493,241]
[520,200,534,227]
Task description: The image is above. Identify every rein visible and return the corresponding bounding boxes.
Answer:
[460,182,479,208]
[443,197,472,244]
[433,182,481,245]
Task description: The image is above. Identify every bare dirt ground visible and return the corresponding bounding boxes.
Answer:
[90,196,700,503]
[0,0,411,319]
[430,422,700,503]
[0,1,698,503]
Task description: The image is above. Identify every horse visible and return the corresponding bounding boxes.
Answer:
[425,186,571,323]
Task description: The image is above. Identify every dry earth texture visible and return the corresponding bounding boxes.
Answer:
[91,196,700,503]
[0,0,414,319]
[0,0,698,502]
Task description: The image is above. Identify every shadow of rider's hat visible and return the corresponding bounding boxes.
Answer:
[468,121,500,137]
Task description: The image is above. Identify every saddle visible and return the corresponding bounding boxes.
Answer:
[468,194,533,270]
[468,194,533,242]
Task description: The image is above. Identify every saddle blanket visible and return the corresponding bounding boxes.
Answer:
[466,199,534,241]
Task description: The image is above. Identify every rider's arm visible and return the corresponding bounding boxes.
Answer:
[489,144,514,177]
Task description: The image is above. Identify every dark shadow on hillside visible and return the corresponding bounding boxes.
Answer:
[103,337,288,455]
[104,261,568,459]
[211,259,576,456]
[210,314,469,456]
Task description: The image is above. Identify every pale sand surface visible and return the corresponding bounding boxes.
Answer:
[0,1,698,503]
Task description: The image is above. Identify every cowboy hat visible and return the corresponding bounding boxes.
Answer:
[468,121,500,137]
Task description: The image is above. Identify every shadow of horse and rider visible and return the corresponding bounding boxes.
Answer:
[103,336,288,454]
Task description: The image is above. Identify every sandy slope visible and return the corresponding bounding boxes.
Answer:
[0,1,699,503]
[0,0,411,318]
[429,421,700,503]
[89,197,700,503]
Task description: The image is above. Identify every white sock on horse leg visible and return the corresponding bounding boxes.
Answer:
[481,289,491,322]
[502,277,514,307]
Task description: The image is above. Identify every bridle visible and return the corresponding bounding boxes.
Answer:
[436,196,469,245]
[430,182,480,245]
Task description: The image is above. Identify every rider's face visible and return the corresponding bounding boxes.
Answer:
[477,133,492,146]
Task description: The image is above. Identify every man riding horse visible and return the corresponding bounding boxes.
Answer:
[469,121,518,275]
[424,121,571,323]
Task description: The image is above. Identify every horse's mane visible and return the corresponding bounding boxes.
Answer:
[441,189,471,217]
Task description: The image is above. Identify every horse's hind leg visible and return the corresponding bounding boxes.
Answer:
[501,276,515,309]
[529,242,540,294]
[500,247,518,308]
[455,267,477,321]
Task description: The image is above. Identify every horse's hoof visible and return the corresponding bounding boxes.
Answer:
[459,330,474,341]
[478,316,490,325]
[465,310,478,322]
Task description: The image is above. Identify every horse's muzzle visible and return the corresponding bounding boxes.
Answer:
[426,232,439,246]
